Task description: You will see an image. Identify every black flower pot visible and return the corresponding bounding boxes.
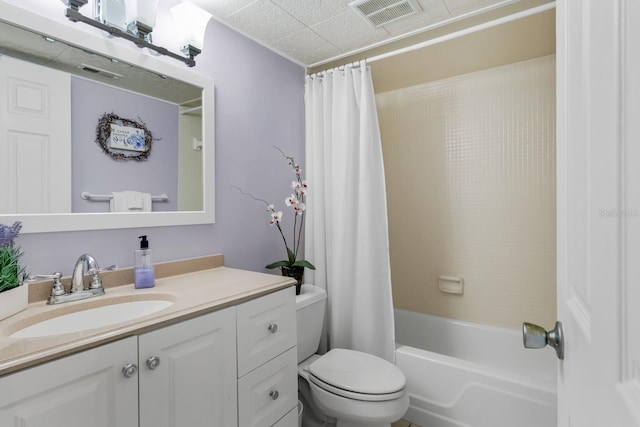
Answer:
[281,265,304,295]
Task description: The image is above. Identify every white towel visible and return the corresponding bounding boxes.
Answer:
[124,191,143,209]
[110,191,152,212]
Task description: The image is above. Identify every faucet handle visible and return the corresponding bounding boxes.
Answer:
[87,265,118,289]
[28,272,65,297]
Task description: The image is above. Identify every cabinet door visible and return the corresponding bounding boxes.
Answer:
[139,307,237,427]
[0,337,138,427]
[237,287,296,376]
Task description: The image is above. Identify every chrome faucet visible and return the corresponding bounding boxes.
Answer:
[71,253,102,293]
[29,254,115,305]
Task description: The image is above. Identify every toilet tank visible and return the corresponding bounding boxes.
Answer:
[296,284,327,363]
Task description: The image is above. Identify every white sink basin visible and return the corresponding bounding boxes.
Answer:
[10,300,174,339]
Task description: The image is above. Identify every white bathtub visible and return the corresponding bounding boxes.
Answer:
[394,309,557,427]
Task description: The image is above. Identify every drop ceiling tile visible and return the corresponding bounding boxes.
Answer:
[224,0,306,43]
[383,0,451,36]
[270,0,352,27]
[271,28,342,65]
[310,10,390,53]
[187,0,256,18]
[442,0,507,17]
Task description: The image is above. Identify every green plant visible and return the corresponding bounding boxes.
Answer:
[234,148,315,272]
[0,221,26,293]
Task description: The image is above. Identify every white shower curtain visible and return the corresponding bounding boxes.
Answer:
[304,61,395,362]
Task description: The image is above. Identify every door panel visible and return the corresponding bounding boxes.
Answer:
[0,55,71,214]
[557,0,639,425]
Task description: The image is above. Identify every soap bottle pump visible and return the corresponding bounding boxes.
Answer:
[134,235,155,289]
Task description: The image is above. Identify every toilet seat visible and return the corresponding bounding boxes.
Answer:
[308,348,406,402]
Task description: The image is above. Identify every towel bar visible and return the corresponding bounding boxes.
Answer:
[81,192,168,201]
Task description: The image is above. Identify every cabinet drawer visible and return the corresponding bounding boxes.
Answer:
[237,287,296,376]
[238,347,298,427]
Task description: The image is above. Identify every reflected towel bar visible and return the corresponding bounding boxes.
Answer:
[81,192,168,201]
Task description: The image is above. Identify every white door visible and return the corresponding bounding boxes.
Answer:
[556,0,640,425]
[0,55,71,214]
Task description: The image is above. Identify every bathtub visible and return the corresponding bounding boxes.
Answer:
[394,309,557,427]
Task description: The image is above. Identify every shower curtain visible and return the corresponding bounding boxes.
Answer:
[304,60,395,362]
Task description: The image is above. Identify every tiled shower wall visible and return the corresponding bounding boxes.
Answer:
[377,55,556,330]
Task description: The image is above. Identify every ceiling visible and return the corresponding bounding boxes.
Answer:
[189,0,553,68]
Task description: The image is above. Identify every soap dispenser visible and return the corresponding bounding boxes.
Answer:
[134,235,155,289]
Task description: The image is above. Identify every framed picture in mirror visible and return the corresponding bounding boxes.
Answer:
[97,113,154,160]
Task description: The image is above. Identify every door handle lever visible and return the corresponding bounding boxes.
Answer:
[522,321,564,360]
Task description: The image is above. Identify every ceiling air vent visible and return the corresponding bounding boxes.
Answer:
[78,64,123,80]
[349,0,422,28]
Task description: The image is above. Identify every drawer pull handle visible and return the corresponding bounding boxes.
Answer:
[146,356,161,370]
[269,390,279,400]
[122,363,138,378]
[268,324,278,333]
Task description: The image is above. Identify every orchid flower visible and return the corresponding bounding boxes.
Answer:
[233,147,316,273]
[270,211,283,224]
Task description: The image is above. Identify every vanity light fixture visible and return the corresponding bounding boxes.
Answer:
[170,2,212,64]
[61,0,206,67]
[125,0,160,44]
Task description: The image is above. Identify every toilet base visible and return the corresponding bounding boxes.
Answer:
[299,375,335,427]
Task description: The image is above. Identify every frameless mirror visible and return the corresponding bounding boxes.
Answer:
[0,4,215,233]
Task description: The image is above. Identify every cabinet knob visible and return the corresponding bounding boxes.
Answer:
[269,390,279,400]
[122,363,138,378]
[146,356,161,370]
[267,324,278,333]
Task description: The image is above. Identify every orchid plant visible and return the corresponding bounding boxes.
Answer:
[234,148,315,272]
[0,221,27,293]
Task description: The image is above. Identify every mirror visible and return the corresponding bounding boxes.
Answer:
[0,4,215,233]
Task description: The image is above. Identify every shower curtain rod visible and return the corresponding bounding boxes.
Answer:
[307,60,365,79]
[307,1,555,74]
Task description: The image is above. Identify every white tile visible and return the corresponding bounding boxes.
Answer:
[378,55,557,330]
[270,28,342,65]
[271,0,352,27]
[310,10,390,53]
[225,0,306,43]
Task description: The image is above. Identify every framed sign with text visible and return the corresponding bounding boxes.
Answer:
[96,113,154,160]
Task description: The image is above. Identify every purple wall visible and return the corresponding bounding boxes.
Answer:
[18,19,305,277]
[71,77,179,212]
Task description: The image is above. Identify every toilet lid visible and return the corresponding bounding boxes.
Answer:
[308,348,406,396]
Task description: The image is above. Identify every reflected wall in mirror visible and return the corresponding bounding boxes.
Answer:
[0,3,214,233]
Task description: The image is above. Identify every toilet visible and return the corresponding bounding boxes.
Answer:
[296,284,409,427]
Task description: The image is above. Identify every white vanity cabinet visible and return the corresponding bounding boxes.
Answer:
[237,287,297,427]
[0,336,139,427]
[0,286,297,427]
[0,309,236,427]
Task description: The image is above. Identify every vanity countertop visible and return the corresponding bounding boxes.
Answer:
[0,266,295,376]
